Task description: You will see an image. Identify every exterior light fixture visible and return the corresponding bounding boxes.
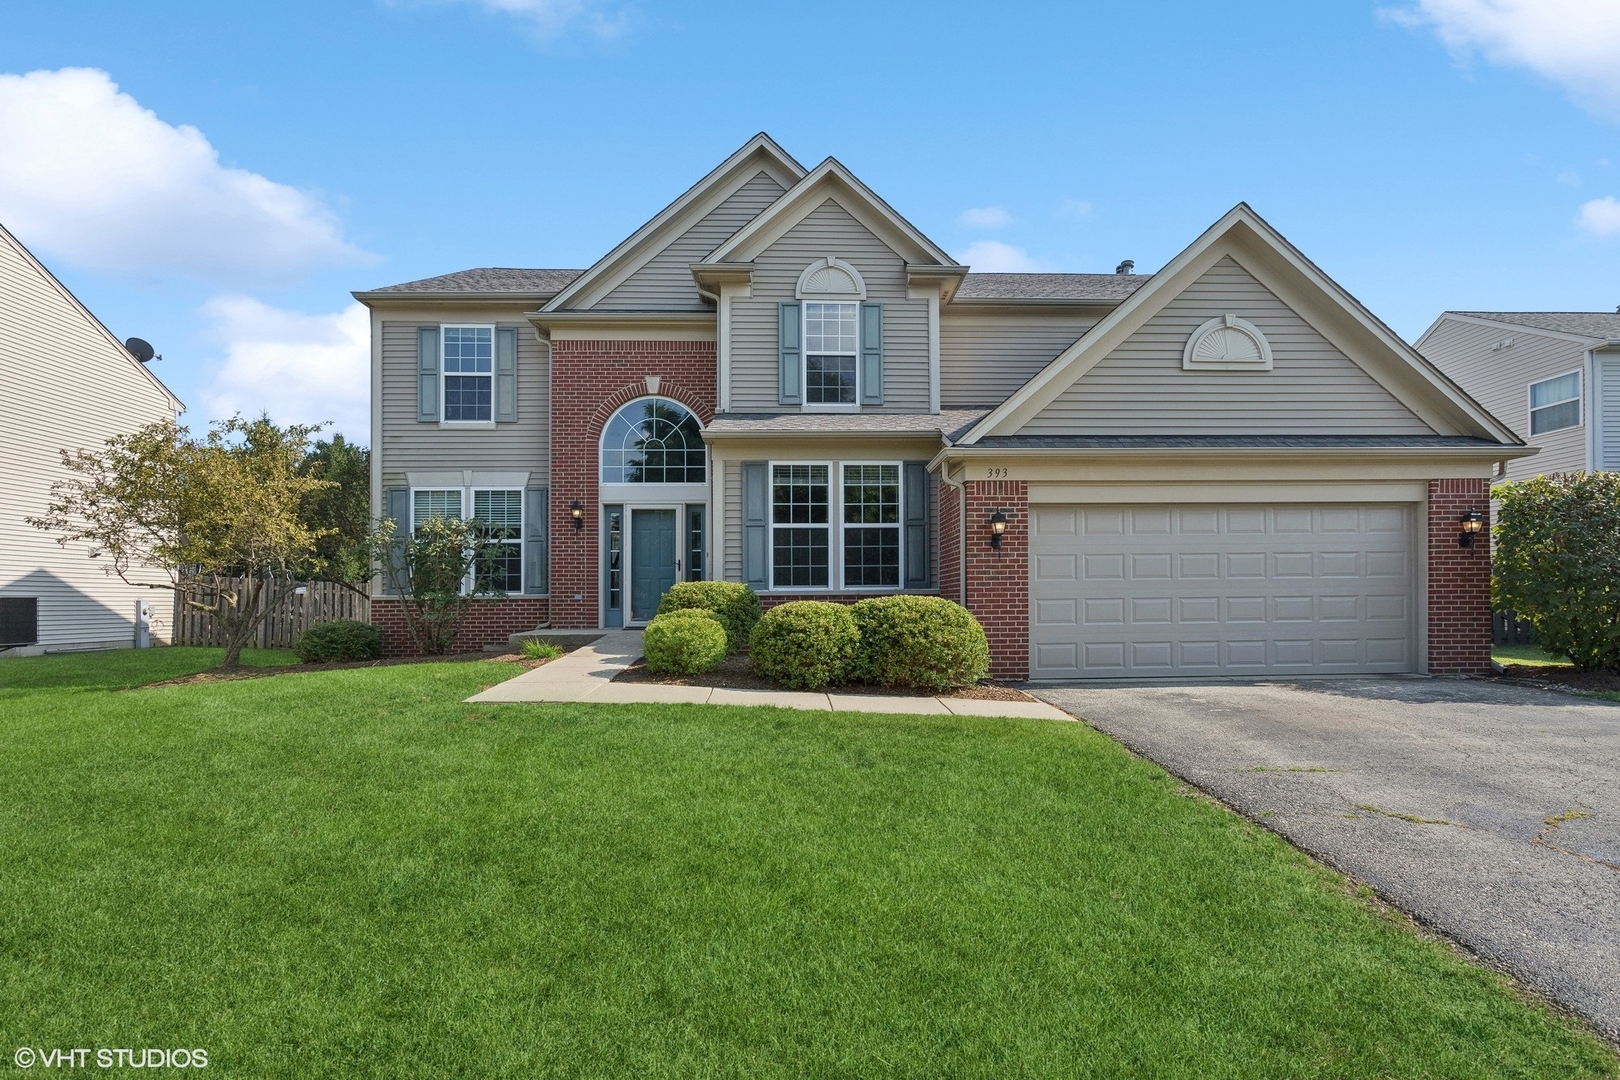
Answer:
[570,500,585,530]
[1458,510,1484,548]
[989,509,1008,550]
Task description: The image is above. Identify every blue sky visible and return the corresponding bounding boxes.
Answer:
[2,0,1618,440]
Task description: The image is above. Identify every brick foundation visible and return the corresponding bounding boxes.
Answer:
[962,480,1029,680]
[1427,478,1493,675]
[548,340,717,629]
[372,597,550,657]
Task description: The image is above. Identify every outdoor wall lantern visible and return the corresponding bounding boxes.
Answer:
[989,509,1008,550]
[570,501,585,530]
[1458,510,1484,548]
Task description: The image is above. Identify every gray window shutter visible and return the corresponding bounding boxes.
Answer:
[743,461,769,590]
[860,303,883,406]
[495,326,518,422]
[903,462,929,589]
[524,486,548,595]
[417,326,441,423]
[383,487,409,595]
[778,303,802,406]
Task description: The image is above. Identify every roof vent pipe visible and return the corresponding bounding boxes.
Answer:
[1115,260,1135,275]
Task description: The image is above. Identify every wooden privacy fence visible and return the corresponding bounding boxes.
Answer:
[172,578,370,649]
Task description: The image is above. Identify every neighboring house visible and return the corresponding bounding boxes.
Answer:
[1416,311,1620,480]
[356,134,1527,680]
[0,221,183,655]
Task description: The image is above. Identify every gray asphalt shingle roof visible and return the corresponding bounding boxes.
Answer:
[1451,311,1620,340]
[362,268,585,295]
[956,273,1148,301]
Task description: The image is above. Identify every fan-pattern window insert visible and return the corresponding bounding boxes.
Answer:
[1182,314,1273,371]
[600,398,707,483]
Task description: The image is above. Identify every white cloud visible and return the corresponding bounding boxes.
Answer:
[958,205,1012,229]
[448,0,629,36]
[1391,0,1620,117]
[200,297,370,441]
[1578,195,1620,235]
[1056,198,1093,219]
[0,68,364,277]
[957,240,1048,273]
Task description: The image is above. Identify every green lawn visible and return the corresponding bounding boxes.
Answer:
[1493,643,1573,668]
[0,651,1612,1078]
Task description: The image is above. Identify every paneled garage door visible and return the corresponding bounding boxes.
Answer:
[1030,505,1415,679]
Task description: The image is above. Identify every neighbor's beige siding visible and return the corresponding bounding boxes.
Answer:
[378,313,550,491]
[1419,316,1588,480]
[0,228,178,649]
[939,311,1096,408]
[596,171,786,312]
[729,199,931,412]
[1020,256,1433,435]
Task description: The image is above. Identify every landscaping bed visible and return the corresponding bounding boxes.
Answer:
[615,651,1033,700]
[1495,664,1620,696]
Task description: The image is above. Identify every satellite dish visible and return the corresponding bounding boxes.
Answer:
[124,337,156,363]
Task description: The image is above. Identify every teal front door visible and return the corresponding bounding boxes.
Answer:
[630,508,678,623]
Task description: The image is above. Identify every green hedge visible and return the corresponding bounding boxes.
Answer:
[294,619,383,664]
[643,609,728,675]
[657,581,760,654]
[852,595,989,693]
[748,601,859,690]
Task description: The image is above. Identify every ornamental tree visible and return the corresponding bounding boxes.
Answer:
[367,514,504,656]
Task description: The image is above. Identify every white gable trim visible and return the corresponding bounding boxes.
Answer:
[541,134,805,313]
[705,157,957,268]
[959,204,1520,446]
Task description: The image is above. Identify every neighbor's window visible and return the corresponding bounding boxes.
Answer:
[1529,371,1581,435]
[771,464,829,588]
[472,489,523,593]
[842,464,901,589]
[803,302,858,405]
[412,489,462,531]
[443,325,494,422]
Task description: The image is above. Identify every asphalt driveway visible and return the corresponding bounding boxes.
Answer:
[1031,677,1620,1040]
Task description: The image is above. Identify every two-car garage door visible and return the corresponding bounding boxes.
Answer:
[1030,504,1415,679]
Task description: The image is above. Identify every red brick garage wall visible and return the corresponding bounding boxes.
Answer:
[962,480,1029,680]
[1428,477,1493,675]
[547,340,717,630]
[372,597,550,657]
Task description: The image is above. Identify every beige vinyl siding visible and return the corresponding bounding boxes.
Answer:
[721,458,742,582]
[1419,317,1588,479]
[378,315,550,490]
[940,312,1096,408]
[1021,256,1432,435]
[1598,350,1620,471]
[730,199,930,411]
[0,228,178,649]
[596,171,786,312]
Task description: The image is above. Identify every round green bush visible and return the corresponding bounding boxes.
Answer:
[748,601,859,690]
[657,581,761,654]
[643,609,728,675]
[295,619,383,663]
[852,595,990,693]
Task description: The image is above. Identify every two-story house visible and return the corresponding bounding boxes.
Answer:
[1417,311,1620,479]
[356,134,1528,680]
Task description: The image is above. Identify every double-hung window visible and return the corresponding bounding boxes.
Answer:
[443,326,494,422]
[803,302,858,406]
[842,464,901,589]
[472,489,523,594]
[413,489,462,532]
[771,464,830,588]
[1529,371,1581,435]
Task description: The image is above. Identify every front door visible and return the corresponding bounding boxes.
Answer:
[630,508,679,623]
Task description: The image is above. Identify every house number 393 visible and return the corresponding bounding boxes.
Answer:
[985,468,1010,479]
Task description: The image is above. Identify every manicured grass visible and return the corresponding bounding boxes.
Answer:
[1493,643,1573,668]
[0,653,1612,1078]
[0,645,298,693]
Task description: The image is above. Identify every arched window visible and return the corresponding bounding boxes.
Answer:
[600,397,706,483]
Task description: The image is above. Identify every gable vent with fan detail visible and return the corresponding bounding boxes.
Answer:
[1182,313,1273,371]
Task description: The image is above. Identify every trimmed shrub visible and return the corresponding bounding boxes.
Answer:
[295,619,383,663]
[657,581,760,653]
[851,595,990,692]
[749,601,859,690]
[643,609,728,675]
[1494,472,1620,670]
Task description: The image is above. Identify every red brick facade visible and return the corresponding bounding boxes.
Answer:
[1427,477,1493,675]
[372,597,550,658]
[938,479,963,606]
[547,340,717,629]
[961,480,1030,680]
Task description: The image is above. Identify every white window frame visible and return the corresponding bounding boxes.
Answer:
[767,461,834,592]
[1528,369,1582,436]
[441,323,496,426]
[838,461,904,592]
[801,301,861,412]
[471,487,524,596]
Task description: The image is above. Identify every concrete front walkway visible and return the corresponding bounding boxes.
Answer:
[469,630,1069,720]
